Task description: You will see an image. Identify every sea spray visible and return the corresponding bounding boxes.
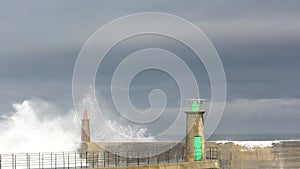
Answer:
[0,96,154,153]
[0,99,79,153]
[216,140,280,149]
[76,87,155,142]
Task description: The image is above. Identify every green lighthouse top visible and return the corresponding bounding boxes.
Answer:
[191,101,200,112]
[186,99,205,112]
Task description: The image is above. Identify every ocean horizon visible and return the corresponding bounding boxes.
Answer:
[154,133,300,142]
[207,133,300,141]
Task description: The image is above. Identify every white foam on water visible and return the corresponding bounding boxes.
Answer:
[104,120,155,142]
[0,96,155,154]
[78,88,155,142]
[215,140,281,149]
[0,99,80,154]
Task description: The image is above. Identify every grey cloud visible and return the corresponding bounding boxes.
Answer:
[215,98,300,134]
[0,0,299,136]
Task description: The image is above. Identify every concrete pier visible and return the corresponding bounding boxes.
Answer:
[89,161,220,169]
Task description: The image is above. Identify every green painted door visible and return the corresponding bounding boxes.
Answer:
[194,136,202,161]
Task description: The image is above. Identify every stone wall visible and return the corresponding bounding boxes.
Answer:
[91,161,220,169]
[83,141,300,169]
[206,141,300,169]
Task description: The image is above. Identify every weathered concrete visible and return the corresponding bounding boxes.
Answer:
[185,111,205,162]
[84,142,184,157]
[206,141,300,169]
[90,161,220,169]
[82,141,300,168]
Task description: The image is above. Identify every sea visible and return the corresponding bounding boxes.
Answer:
[207,133,300,141]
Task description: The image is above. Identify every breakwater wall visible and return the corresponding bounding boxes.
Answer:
[207,141,300,169]
[83,141,300,169]
[91,161,220,169]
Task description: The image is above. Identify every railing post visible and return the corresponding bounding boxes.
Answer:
[175,148,178,162]
[96,152,99,168]
[85,152,88,168]
[38,153,40,169]
[67,153,69,169]
[42,154,44,169]
[114,153,117,167]
[103,151,105,168]
[80,153,82,168]
[137,153,139,166]
[98,152,101,168]
[28,153,30,169]
[50,152,52,168]
[107,151,109,167]
[14,155,16,169]
[182,147,184,160]
[26,154,28,169]
[55,154,57,169]
[126,151,128,166]
[117,152,119,166]
[92,152,94,168]
[12,154,14,169]
[63,152,65,169]
[74,152,77,169]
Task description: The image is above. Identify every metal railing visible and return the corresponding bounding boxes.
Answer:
[0,149,185,169]
[0,147,218,169]
[206,147,218,160]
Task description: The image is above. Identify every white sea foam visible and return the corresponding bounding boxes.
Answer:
[78,87,155,142]
[0,97,154,154]
[100,120,155,142]
[215,140,281,149]
[0,99,80,153]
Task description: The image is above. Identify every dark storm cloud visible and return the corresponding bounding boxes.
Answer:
[0,0,299,134]
[215,98,300,134]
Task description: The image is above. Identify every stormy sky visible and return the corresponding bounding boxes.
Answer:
[0,1,300,136]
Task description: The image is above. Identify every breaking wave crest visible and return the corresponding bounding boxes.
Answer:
[0,97,154,153]
[0,99,79,153]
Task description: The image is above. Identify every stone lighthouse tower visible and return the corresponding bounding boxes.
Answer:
[185,99,205,162]
[81,109,91,142]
